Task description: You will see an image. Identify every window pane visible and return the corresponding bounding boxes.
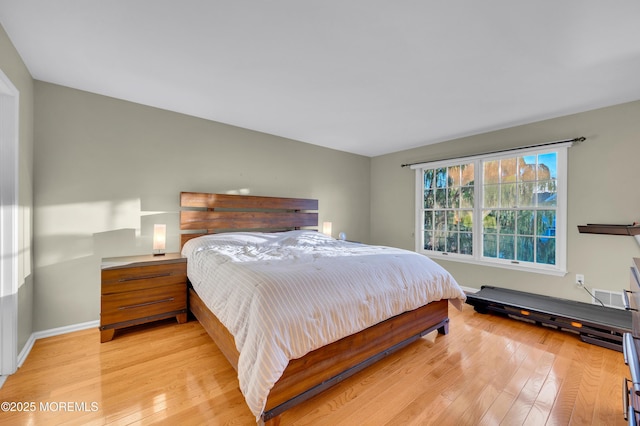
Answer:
[424,232,433,250]
[424,189,434,208]
[499,235,515,259]
[447,211,458,231]
[537,210,556,237]
[500,183,517,207]
[518,155,536,181]
[434,235,446,252]
[461,185,474,208]
[424,211,434,230]
[460,232,473,255]
[499,210,515,234]
[448,166,461,187]
[484,160,499,184]
[501,158,517,182]
[446,232,459,253]
[517,210,535,235]
[461,163,474,185]
[516,236,534,262]
[484,184,499,208]
[538,152,557,179]
[424,169,434,189]
[435,189,446,209]
[537,179,557,206]
[436,168,447,188]
[447,187,460,208]
[460,210,473,231]
[483,210,498,233]
[537,237,556,265]
[434,210,446,231]
[483,234,497,258]
[517,181,536,207]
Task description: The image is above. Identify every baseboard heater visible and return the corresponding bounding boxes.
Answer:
[465,286,632,352]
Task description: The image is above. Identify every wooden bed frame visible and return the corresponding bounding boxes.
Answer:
[180,192,450,425]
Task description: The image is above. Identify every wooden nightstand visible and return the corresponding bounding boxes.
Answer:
[100,253,188,342]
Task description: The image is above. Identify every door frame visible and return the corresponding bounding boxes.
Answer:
[0,67,20,378]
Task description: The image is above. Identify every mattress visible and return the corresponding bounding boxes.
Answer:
[182,230,466,420]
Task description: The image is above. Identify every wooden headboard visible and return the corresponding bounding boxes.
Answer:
[180,192,319,247]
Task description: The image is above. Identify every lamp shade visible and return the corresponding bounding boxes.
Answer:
[153,224,166,255]
[322,221,332,237]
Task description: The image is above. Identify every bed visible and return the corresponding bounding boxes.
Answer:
[179,191,466,424]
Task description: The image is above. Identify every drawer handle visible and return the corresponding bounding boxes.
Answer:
[119,272,173,282]
[119,297,175,310]
[623,289,638,311]
[625,378,631,420]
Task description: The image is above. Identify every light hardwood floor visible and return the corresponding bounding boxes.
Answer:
[0,304,628,425]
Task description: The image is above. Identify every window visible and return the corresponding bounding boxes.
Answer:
[414,145,569,275]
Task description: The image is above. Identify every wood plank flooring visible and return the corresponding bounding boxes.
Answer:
[0,304,628,425]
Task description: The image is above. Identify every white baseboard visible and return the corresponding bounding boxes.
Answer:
[17,320,99,369]
[460,285,479,294]
[17,334,36,369]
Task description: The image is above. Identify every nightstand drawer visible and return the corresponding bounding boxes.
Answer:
[101,283,186,326]
[102,263,186,294]
[100,253,188,342]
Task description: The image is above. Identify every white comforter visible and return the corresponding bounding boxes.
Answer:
[182,230,466,420]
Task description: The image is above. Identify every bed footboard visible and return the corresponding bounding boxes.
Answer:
[263,299,448,421]
[189,288,449,424]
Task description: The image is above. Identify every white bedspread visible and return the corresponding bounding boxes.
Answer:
[182,230,466,420]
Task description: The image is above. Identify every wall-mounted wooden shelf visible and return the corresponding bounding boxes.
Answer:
[577,224,640,236]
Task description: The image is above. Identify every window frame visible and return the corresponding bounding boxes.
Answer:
[413,144,569,276]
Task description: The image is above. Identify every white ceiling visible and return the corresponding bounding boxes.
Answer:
[1,1,639,157]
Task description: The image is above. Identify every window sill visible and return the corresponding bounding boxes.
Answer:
[421,251,568,277]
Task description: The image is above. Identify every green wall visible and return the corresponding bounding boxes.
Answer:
[33,81,370,330]
[371,100,640,302]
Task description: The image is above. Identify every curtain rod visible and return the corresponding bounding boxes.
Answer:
[400,136,586,168]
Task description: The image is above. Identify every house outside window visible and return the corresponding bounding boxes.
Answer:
[414,144,570,276]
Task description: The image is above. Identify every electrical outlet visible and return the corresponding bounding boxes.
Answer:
[575,274,585,286]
